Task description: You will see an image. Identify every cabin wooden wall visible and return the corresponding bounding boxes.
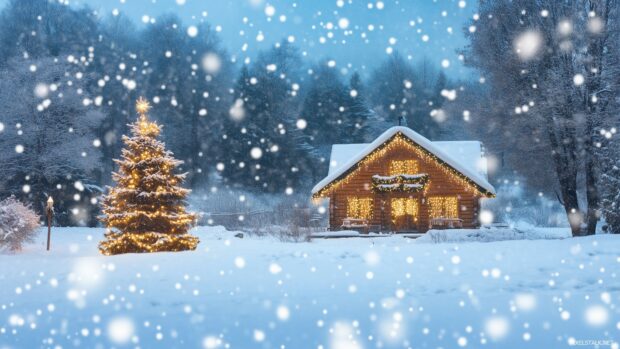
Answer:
[328,143,483,233]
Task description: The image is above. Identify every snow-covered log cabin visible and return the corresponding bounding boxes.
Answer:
[311,126,496,233]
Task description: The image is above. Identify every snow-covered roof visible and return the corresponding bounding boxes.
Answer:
[313,126,496,197]
[432,141,488,178]
[328,144,369,175]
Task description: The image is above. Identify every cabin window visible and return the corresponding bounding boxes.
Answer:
[389,160,418,175]
[391,198,419,223]
[346,197,373,219]
[428,196,459,218]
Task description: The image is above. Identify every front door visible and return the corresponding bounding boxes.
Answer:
[391,197,419,232]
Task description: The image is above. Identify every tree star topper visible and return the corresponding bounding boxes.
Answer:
[136,97,151,115]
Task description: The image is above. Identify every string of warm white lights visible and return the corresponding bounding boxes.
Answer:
[389,160,419,176]
[391,198,419,223]
[428,196,459,219]
[346,197,373,220]
[100,231,199,254]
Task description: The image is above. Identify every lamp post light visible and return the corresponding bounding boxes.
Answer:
[46,196,54,251]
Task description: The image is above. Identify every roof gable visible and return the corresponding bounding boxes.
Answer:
[433,141,488,178]
[328,143,368,175]
[312,126,496,198]
[328,141,488,179]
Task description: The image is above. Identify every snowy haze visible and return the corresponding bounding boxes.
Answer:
[0,0,477,79]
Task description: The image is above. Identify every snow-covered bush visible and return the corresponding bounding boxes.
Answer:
[247,225,312,242]
[481,183,567,227]
[0,196,40,252]
[416,227,570,244]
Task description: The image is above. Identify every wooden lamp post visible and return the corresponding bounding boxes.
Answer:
[46,196,54,251]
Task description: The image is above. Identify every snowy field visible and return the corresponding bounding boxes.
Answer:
[1,227,619,349]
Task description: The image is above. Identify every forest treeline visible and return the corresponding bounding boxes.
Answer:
[0,0,461,224]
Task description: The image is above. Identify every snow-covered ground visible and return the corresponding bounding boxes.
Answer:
[1,226,619,349]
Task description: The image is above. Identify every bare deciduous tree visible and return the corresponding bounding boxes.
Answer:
[464,0,620,236]
[0,57,104,224]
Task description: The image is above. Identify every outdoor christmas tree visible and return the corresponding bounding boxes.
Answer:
[99,97,199,255]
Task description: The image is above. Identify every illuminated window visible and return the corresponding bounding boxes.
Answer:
[428,196,459,218]
[391,198,418,223]
[389,160,418,175]
[346,197,373,219]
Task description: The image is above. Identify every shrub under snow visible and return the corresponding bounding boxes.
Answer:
[0,196,40,252]
[415,227,571,244]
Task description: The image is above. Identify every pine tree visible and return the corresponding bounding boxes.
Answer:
[99,98,199,255]
[220,41,311,193]
[346,72,376,143]
[368,52,416,126]
[300,62,349,147]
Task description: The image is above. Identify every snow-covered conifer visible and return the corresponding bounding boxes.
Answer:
[98,98,199,255]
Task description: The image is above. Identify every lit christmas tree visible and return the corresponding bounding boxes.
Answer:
[99,97,199,255]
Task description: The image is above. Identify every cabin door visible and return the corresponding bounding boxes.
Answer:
[390,197,419,232]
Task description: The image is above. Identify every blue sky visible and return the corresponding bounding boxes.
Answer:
[1,0,478,79]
